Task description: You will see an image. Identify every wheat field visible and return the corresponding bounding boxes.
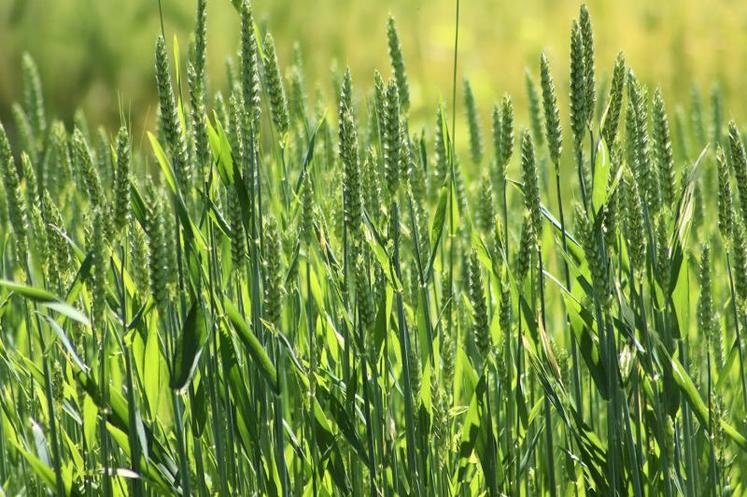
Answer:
[0,1,746,496]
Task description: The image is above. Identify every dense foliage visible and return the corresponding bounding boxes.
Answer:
[0,1,745,496]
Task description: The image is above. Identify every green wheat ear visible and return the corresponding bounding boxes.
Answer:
[728,121,747,225]
[467,250,490,364]
[622,170,646,275]
[263,33,290,136]
[383,79,401,199]
[520,131,541,243]
[463,78,483,165]
[569,19,586,148]
[477,176,495,234]
[698,244,716,345]
[340,108,362,244]
[241,0,262,128]
[0,122,28,263]
[113,126,131,234]
[72,128,104,208]
[90,207,109,328]
[732,216,747,305]
[155,35,191,189]
[716,146,734,244]
[601,52,626,147]
[262,217,284,329]
[387,15,410,111]
[652,88,676,207]
[21,53,46,140]
[539,53,562,165]
[579,4,595,126]
[525,70,544,146]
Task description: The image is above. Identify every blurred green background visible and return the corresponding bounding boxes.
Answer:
[1,0,746,137]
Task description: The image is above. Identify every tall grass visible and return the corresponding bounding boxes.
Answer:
[0,2,746,496]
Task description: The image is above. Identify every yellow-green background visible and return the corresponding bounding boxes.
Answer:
[1,0,746,136]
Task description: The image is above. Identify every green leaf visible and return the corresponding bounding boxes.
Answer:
[0,279,56,302]
[224,298,278,390]
[170,300,209,392]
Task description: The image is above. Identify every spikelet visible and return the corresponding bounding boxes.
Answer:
[463,78,483,165]
[19,152,38,206]
[652,88,676,207]
[601,52,626,148]
[113,127,131,234]
[433,104,449,188]
[731,216,747,305]
[622,172,646,275]
[579,5,595,126]
[386,16,410,111]
[520,132,542,244]
[383,80,401,198]
[287,63,307,124]
[145,185,173,313]
[467,251,490,363]
[576,205,609,305]
[187,62,210,181]
[698,245,717,355]
[42,191,73,291]
[95,127,113,187]
[654,216,670,288]
[11,103,37,165]
[728,121,747,225]
[240,0,262,127]
[21,53,46,139]
[716,147,734,244]
[515,211,535,282]
[340,109,363,243]
[525,70,544,146]
[155,36,191,188]
[72,128,104,208]
[690,85,706,147]
[540,54,562,165]
[228,187,246,272]
[90,208,109,328]
[129,220,150,297]
[355,256,375,331]
[263,217,284,329]
[627,73,659,213]
[477,177,495,235]
[263,33,290,136]
[29,204,49,278]
[569,20,587,149]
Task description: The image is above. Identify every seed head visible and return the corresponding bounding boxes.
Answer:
[569,20,587,148]
[21,53,46,139]
[383,80,401,198]
[716,147,734,243]
[579,5,595,126]
[155,35,191,188]
[113,126,131,234]
[386,16,410,111]
[520,132,542,243]
[525,70,544,147]
[601,52,626,147]
[263,33,290,135]
[240,0,262,127]
[467,251,490,362]
[463,78,483,165]
[728,121,747,225]
[652,88,676,207]
[539,54,562,165]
